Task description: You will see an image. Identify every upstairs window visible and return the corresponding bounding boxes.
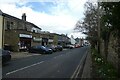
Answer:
[11,22,13,28]
[6,21,10,30]
[6,21,14,30]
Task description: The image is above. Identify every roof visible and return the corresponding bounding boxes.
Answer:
[1,10,41,30]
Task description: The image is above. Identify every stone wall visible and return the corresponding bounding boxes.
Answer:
[107,32,118,69]
[100,32,118,69]
[4,30,19,51]
[100,39,105,59]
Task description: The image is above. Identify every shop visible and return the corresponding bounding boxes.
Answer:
[48,39,53,45]
[42,38,48,46]
[19,34,32,51]
[32,37,42,46]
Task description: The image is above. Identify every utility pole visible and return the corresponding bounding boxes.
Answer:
[97,2,100,53]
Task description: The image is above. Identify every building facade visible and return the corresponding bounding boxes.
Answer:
[0,10,4,49]
[1,10,71,52]
[1,10,42,51]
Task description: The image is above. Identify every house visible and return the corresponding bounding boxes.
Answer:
[70,35,76,45]
[0,10,3,49]
[0,10,71,51]
[0,10,42,51]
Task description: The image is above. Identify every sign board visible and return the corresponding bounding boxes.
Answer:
[19,34,32,38]
[48,39,53,42]
[33,37,42,42]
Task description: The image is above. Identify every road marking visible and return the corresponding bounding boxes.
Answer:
[6,61,44,75]
[70,50,88,79]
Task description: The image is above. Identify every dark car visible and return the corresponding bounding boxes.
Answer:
[45,45,57,52]
[28,45,53,54]
[0,49,11,64]
[55,45,63,51]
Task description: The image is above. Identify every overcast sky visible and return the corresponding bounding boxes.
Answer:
[0,0,89,38]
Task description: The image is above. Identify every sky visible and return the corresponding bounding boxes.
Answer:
[0,0,90,39]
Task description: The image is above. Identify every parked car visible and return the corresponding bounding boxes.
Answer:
[45,45,57,52]
[28,45,53,54]
[0,49,11,64]
[55,45,63,51]
[64,45,74,49]
[75,44,80,48]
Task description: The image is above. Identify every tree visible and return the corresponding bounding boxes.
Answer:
[53,35,58,45]
[101,2,120,77]
[74,2,98,48]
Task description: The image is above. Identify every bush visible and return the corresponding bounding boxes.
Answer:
[91,48,118,78]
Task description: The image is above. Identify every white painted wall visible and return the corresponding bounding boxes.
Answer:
[0,15,3,49]
[70,35,76,45]
[0,13,3,80]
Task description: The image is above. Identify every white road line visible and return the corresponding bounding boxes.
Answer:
[70,50,88,79]
[75,50,88,78]
[6,61,44,75]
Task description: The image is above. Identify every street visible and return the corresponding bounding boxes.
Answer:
[2,46,89,78]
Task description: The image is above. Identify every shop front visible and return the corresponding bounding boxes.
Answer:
[48,39,53,45]
[32,37,42,46]
[19,34,32,51]
[42,38,48,46]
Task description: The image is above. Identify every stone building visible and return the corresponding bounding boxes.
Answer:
[0,10,71,51]
[0,10,42,51]
[58,34,70,47]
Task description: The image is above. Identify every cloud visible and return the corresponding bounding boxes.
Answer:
[68,32,87,39]
[0,0,87,38]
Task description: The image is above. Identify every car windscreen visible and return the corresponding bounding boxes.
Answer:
[37,46,46,50]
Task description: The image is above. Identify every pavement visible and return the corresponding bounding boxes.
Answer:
[11,49,68,60]
[81,49,91,78]
[11,52,41,60]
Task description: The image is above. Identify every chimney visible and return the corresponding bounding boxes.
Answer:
[22,13,26,21]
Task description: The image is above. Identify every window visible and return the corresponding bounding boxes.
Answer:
[33,30,35,33]
[11,22,13,29]
[6,21,10,30]
[6,21,14,30]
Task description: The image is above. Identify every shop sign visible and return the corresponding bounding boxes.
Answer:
[42,38,48,42]
[48,39,53,42]
[33,37,42,42]
[19,34,32,38]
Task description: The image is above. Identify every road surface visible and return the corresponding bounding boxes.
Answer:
[2,46,89,78]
